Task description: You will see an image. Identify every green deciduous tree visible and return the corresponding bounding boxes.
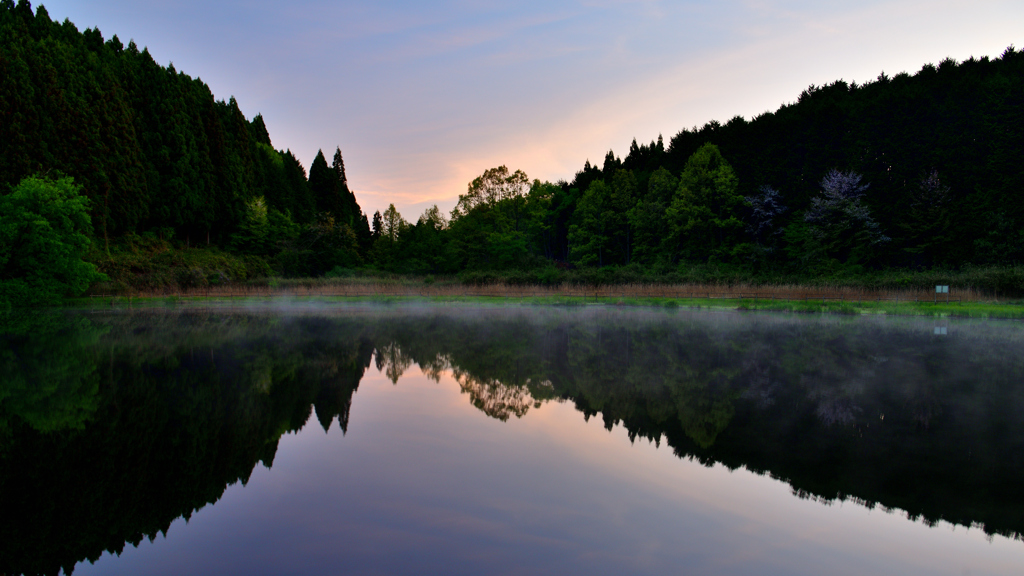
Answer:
[665,143,747,263]
[380,204,407,242]
[230,196,300,256]
[628,167,676,266]
[0,175,105,306]
[567,170,637,268]
[569,180,612,267]
[451,165,529,221]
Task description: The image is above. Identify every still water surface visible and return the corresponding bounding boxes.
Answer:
[2,305,1024,575]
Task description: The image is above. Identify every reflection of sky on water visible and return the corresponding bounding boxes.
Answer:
[76,354,1024,576]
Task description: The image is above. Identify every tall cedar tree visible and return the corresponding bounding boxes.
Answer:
[0,2,369,248]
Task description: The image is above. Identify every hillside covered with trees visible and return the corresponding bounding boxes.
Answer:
[2,1,1024,304]
[0,1,371,302]
[374,46,1024,281]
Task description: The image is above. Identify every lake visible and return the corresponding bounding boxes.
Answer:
[2,304,1024,575]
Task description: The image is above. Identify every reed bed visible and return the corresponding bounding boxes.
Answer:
[127,280,985,304]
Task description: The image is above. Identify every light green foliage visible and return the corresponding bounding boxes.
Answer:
[367,204,410,271]
[418,205,448,230]
[438,167,550,271]
[451,166,529,221]
[231,196,300,255]
[0,175,105,307]
[646,166,680,206]
[380,204,407,242]
[665,143,748,262]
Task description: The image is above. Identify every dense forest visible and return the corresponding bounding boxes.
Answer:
[375,47,1024,278]
[2,1,1024,304]
[0,1,371,303]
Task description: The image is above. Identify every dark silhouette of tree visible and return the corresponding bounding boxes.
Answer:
[308,149,336,216]
[900,170,953,266]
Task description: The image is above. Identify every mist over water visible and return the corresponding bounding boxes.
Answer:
[2,305,1024,575]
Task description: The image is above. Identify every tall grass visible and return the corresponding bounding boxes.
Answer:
[115,279,988,304]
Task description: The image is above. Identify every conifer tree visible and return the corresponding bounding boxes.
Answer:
[900,170,952,266]
[308,149,336,216]
[332,147,348,190]
[331,147,356,225]
[250,114,271,146]
[371,211,383,240]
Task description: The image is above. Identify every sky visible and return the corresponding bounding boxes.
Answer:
[35,1,1024,219]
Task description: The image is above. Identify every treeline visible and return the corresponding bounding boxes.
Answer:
[373,46,1024,278]
[0,1,371,281]
[4,0,1024,300]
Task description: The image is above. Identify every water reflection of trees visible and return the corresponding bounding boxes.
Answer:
[374,309,1024,541]
[452,369,545,422]
[0,311,373,576]
[4,308,1024,574]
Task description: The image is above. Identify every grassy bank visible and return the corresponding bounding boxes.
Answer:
[72,287,1024,320]
[84,242,1024,301]
[79,240,1024,315]
[452,264,1024,299]
[85,275,1005,304]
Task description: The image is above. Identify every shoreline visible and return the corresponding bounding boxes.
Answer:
[65,292,1024,320]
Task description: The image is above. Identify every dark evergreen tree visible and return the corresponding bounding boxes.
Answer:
[332,147,348,190]
[899,170,953,266]
[250,113,271,146]
[371,211,383,241]
[308,149,336,216]
[332,146,357,226]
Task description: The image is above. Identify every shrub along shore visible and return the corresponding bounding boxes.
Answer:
[85,242,1024,300]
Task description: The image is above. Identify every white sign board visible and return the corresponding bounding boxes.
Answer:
[935,285,949,294]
